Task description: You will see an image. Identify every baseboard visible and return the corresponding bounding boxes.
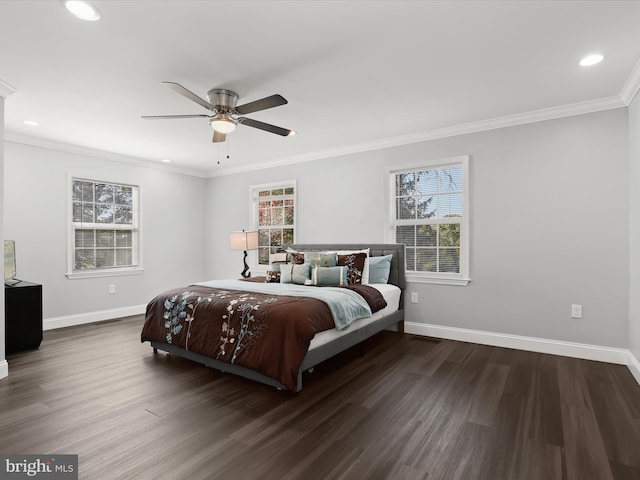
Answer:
[43,305,147,331]
[405,322,630,365]
[0,359,8,380]
[627,351,640,385]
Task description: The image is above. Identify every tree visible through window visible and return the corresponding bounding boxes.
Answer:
[71,178,139,272]
[388,156,469,283]
[253,182,296,266]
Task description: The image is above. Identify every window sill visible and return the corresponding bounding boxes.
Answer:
[406,273,470,286]
[66,267,144,280]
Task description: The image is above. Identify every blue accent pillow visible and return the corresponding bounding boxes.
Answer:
[280,264,293,283]
[291,263,311,285]
[280,263,311,284]
[368,254,392,284]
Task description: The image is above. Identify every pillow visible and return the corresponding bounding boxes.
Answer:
[311,266,348,286]
[304,252,337,267]
[265,270,281,283]
[288,252,305,265]
[368,254,392,284]
[287,248,371,282]
[269,262,282,272]
[291,263,311,285]
[270,252,288,264]
[280,264,293,283]
[334,248,370,284]
[337,252,367,285]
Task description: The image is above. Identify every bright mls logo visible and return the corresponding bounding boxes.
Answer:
[0,455,78,479]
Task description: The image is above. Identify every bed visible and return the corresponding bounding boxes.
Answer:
[141,243,406,392]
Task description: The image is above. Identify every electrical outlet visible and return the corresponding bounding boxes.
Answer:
[571,304,582,319]
[108,284,116,294]
[411,292,418,303]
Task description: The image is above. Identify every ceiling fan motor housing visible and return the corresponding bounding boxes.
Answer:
[207,88,239,112]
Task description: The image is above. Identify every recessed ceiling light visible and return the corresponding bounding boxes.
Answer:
[63,1,101,21]
[161,159,171,163]
[23,120,40,126]
[580,54,604,67]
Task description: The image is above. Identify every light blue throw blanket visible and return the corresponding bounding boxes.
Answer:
[194,279,372,330]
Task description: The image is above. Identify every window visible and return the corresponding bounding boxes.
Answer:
[250,181,296,267]
[387,156,469,285]
[67,176,142,279]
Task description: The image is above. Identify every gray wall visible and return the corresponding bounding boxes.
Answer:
[206,108,630,348]
[629,93,640,361]
[2,105,632,353]
[4,142,207,320]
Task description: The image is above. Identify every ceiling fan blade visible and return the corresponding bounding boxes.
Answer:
[212,130,226,143]
[162,81,216,111]
[238,117,293,136]
[142,114,210,120]
[235,94,288,115]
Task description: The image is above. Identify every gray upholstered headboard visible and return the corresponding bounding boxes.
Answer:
[284,244,406,301]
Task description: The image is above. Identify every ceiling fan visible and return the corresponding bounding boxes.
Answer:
[142,82,295,142]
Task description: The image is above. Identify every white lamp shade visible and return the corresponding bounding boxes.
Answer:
[230,231,259,251]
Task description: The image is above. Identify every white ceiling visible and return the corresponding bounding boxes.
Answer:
[2,0,640,177]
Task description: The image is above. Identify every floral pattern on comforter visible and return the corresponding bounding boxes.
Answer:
[141,285,336,390]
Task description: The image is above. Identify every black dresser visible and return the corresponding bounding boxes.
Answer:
[5,281,43,354]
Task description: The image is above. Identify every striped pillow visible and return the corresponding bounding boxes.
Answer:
[311,266,349,286]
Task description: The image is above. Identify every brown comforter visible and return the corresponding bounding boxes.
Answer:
[141,283,386,390]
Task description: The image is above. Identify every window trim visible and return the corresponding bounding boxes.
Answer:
[66,173,144,280]
[249,179,297,274]
[385,155,470,286]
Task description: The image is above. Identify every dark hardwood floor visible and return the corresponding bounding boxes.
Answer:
[1,316,640,480]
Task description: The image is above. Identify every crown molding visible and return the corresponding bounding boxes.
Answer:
[3,89,630,179]
[0,78,16,98]
[621,55,640,105]
[4,132,209,178]
[206,94,626,177]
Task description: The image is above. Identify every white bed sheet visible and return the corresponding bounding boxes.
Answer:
[308,283,401,350]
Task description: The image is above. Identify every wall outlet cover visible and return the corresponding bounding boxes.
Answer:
[571,304,582,319]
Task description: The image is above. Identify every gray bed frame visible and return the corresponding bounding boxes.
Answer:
[150,243,406,392]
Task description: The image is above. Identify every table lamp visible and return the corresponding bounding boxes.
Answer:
[229,230,259,278]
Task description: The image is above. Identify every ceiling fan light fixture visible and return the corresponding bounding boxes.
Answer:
[63,1,101,21]
[210,115,237,134]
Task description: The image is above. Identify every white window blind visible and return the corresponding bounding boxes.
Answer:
[68,177,142,278]
[387,156,469,285]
